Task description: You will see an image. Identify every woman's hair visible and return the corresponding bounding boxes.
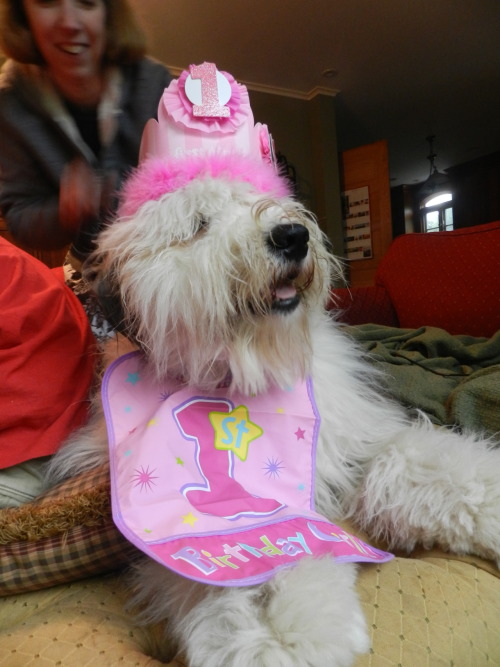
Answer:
[0,0,147,65]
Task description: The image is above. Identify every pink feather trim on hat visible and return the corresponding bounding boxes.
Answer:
[119,154,291,219]
[118,63,291,218]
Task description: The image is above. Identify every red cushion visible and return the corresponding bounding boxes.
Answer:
[329,286,399,327]
[0,238,96,468]
[375,222,500,338]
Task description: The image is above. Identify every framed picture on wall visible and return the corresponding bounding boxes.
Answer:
[342,186,373,260]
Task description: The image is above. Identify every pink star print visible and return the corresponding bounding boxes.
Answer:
[295,427,306,440]
[132,465,158,492]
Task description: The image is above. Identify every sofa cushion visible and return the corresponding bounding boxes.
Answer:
[375,221,500,338]
[0,238,96,469]
[329,286,399,327]
[0,556,498,666]
[0,573,186,665]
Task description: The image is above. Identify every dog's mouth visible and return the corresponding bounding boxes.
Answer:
[271,272,301,313]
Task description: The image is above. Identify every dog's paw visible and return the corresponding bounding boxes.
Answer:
[469,477,500,568]
[354,423,500,567]
[180,559,368,667]
[264,558,369,666]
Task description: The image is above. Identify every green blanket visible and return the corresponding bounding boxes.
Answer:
[345,324,500,440]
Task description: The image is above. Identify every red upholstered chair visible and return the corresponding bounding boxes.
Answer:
[330,221,500,338]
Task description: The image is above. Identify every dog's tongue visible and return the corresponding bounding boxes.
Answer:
[275,285,297,300]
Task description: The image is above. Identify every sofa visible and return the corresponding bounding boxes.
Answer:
[331,220,500,338]
[330,220,500,440]
[0,223,499,666]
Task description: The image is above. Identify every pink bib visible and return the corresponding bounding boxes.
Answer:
[103,352,392,586]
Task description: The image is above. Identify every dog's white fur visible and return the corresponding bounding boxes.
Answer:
[48,176,500,667]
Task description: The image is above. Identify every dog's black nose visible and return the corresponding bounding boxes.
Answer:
[267,223,309,262]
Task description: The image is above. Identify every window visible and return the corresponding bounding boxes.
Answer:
[421,192,453,232]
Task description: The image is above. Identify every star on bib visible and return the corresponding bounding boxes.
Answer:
[209,405,263,461]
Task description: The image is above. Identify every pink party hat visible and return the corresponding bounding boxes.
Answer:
[119,62,290,218]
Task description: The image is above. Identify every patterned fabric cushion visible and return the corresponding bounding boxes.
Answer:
[0,574,187,665]
[0,557,498,665]
[355,556,500,666]
[0,463,134,595]
[1,466,498,663]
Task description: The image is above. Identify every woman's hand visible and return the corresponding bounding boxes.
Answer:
[59,158,102,232]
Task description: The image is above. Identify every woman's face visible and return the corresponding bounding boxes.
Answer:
[22,0,107,81]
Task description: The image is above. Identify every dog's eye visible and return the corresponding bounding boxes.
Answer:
[197,216,209,231]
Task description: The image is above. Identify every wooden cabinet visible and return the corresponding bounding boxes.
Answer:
[340,140,393,287]
[0,218,68,268]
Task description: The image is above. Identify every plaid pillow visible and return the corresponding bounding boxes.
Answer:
[0,463,134,595]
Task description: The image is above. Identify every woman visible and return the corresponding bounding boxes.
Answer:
[0,0,171,335]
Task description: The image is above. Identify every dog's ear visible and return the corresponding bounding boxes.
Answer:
[95,277,129,336]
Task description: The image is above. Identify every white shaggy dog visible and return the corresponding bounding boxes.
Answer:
[48,170,500,667]
[47,64,500,666]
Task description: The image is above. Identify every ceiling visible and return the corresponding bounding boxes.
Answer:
[130,0,500,187]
